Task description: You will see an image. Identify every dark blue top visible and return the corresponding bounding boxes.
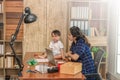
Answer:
[70,38,95,74]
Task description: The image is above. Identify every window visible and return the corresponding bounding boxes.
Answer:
[117,17,120,74]
[109,0,120,77]
[111,0,120,75]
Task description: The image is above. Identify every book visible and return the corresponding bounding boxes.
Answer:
[71,7,77,19]
[77,21,81,29]
[90,27,95,37]
[0,57,3,68]
[84,21,89,35]
[0,44,1,54]
[0,44,4,55]
[7,57,13,68]
[74,21,78,26]
[0,3,2,13]
[5,57,13,68]
[94,27,100,36]
[1,44,4,54]
[71,6,89,19]
[70,21,74,27]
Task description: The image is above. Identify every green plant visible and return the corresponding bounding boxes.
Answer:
[91,47,99,53]
[103,52,107,58]
[27,58,38,66]
[91,47,107,58]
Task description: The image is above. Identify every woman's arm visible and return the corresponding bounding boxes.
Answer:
[67,52,79,61]
[54,54,62,59]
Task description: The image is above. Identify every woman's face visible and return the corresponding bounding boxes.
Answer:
[68,32,74,41]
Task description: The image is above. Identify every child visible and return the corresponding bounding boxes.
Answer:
[49,30,65,59]
[38,30,65,59]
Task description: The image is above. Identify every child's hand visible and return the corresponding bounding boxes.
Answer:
[38,55,45,59]
[34,53,39,58]
[34,53,46,59]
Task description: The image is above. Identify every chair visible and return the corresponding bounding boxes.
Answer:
[85,48,105,80]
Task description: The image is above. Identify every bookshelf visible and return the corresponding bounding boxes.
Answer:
[0,0,23,79]
[68,0,108,79]
[0,0,4,78]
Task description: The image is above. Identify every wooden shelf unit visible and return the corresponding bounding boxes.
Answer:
[0,0,23,79]
[68,0,108,79]
[0,0,4,78]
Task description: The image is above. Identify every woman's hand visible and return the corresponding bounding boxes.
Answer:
[65,51,72,57]
[64,51,72,61]
[65,51,80,61]
[65,53,68,57]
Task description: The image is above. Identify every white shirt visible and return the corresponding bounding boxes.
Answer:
[49,40,64,56]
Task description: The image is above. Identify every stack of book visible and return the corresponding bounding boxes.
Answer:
[0,1,3,13]
[0,44,4,55]
[71,7,89,19]
[0,57,3,68]
[70,6,100,37]
[5,52,14,68]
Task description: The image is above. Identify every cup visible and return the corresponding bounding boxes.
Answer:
[57,61,64,72]
[39,63,48,73]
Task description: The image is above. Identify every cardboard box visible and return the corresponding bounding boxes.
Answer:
[60,62,82,75]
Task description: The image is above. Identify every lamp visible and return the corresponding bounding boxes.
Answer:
[9,7,37,76]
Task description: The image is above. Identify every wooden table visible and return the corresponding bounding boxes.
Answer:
[19,52,85,80]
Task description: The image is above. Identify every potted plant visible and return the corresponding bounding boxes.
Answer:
[27,58,38,73]
[91,46,107,62]
[91,46,99,59]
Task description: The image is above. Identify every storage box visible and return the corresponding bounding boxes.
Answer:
[60,62,82,75]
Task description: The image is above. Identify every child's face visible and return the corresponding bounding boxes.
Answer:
[51,33,60,42]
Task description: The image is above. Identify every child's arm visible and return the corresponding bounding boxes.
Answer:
[60,48,65,59]
[54,54,62,59]
[38,52,47,58]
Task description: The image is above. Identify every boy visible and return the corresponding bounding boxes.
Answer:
[49,30,64,59]
[38,30,65,59]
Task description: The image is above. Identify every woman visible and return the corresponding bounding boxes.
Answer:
[66,26,95,80]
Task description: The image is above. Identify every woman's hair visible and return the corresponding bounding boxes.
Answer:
[51,30,61,36]
[70,26,90,47]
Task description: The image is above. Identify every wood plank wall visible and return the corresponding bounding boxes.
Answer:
[24,0,68,55]
[5,0,23,40]
[23,0,47,54]
[46,0,68,51]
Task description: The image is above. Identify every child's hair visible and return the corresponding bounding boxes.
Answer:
[51,30,61,36]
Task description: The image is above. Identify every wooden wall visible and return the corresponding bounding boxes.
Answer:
[5,0,23,40]
[23,0,68,55]
[46,0,68,51]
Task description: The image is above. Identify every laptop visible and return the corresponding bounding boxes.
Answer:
[45,48,56,66]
